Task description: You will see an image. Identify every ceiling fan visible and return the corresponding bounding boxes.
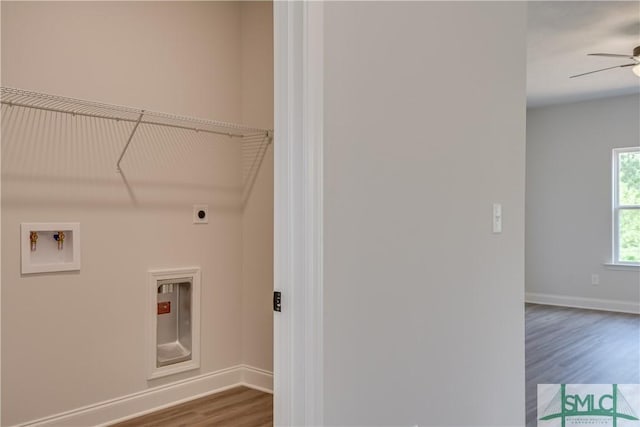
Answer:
[570,45,640,78]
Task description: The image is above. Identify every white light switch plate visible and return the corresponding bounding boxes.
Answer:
[493,203,502,233]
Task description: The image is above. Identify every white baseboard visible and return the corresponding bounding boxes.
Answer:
[240,364,274,394]
[15,365,273,427]
[526,292,640,314]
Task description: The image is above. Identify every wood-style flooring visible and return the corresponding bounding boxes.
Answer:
[110,386,272,427]
[525,303,640,427]
[111,304,638,426]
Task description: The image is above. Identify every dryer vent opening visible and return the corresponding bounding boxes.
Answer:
[148,268,201,380]
[156,279,192,367]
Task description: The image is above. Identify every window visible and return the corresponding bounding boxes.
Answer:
[613,147,640,265]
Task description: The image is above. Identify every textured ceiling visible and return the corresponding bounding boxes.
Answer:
[527,1,640,108]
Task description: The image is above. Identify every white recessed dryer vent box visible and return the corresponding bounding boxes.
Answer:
[147,267,201,380]
[21,223,80,274]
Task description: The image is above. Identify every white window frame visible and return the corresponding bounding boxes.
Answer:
[612,147,640,266]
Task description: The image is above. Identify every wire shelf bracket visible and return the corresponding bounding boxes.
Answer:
[116,112,145,173]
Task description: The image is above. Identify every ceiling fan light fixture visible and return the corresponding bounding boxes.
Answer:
[634,64,640,77]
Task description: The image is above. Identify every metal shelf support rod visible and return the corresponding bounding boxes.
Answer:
[116,112,145,173]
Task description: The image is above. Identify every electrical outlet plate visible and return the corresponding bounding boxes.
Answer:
[193,205,208,224]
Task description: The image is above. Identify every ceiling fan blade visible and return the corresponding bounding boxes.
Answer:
[588,53,634,59]
[570,63,635,78]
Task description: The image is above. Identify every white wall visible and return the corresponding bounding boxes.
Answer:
[526,94,640,309]
[240,1,274,374]
[1,2,272,425]
[323,2,526,425]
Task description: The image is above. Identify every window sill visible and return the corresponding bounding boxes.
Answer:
[603,263,640,271]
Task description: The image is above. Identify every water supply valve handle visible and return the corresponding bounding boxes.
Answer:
[29,231,38,251]
[53,231,65,250]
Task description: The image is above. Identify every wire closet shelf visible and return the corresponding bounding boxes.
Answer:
[0,86,273,173]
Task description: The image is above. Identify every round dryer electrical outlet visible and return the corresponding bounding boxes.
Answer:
[193,205,208,224]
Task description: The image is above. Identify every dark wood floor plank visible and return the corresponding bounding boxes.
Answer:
[525,303,640,427]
